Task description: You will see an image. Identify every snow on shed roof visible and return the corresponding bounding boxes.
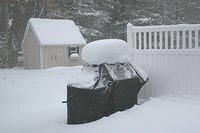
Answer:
[26,18,86,46]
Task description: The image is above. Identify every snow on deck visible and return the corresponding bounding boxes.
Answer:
[28,18,86,45]
[0,67,200,133]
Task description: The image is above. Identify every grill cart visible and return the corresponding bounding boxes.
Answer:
[63,39,148,124]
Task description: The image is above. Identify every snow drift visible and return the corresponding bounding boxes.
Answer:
[0,68,200,133]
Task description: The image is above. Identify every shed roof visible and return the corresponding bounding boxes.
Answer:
[25,18,86,46]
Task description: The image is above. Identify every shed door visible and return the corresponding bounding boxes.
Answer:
[44,47,60,68]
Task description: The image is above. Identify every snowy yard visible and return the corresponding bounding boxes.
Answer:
[0,67,200,133]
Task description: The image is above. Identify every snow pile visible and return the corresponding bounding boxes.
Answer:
[70,53,80,58]
[82,39,131,65]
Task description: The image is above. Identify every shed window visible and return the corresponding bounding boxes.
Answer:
[68,46,79,57]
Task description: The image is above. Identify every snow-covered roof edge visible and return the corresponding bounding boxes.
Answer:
[22,19,43,48]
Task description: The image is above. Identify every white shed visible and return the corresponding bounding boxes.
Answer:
[22,18,86,69]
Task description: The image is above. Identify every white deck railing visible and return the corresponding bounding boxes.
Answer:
[127,23,200,50]
[127,23,200,102]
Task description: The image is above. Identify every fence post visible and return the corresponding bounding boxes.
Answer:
[127,23,134,48]
[127,23,134,62]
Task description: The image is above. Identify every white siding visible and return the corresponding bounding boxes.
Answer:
[23,29,41,69]
[42,45,84,69]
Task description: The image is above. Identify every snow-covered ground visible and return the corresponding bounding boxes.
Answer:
[0,67,200,133]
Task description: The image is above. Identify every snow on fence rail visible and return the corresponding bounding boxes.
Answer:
[127,23,200,101]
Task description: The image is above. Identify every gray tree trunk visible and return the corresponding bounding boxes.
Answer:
[0,0,9,32]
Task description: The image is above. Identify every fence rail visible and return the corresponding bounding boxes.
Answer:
[127,23,200,50]
[127,23,200,101]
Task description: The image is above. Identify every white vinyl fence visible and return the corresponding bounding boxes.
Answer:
[127,23,200,101]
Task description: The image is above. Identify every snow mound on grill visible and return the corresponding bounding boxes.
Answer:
[82,39,131,65]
